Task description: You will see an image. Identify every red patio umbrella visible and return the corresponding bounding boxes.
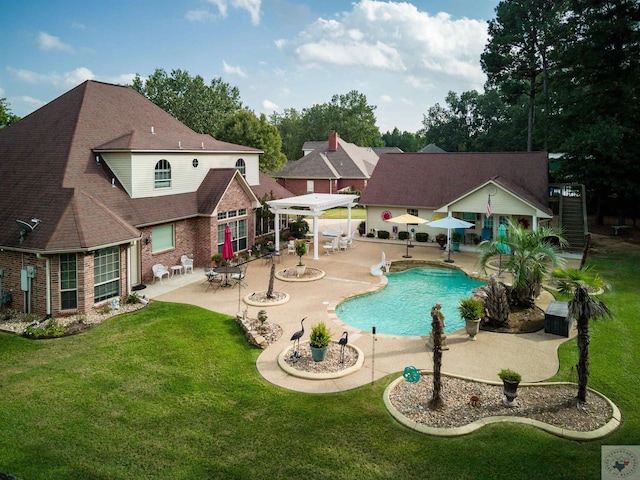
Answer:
[222,224,234,262]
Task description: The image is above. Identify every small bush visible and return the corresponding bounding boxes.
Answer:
[377,230,390,239]
[309,321,332,348]
[416,232,429,242]
[99,305,112,315]
[24,318,66,338]
[398,231,409,240]
[123,292,140,305]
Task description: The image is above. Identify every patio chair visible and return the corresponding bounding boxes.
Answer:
[152,264,170,284]
[323,237,339,255]
[231,264,248,288]
[287,239,296,254]
[180,254,194,274]
[205,270,223,292]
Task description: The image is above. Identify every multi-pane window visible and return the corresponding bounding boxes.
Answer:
[235,158,246,177]
[94,246,120,303]
[151,224,174,253]
[60,253,77,310]
[154,159,171,188]
[218,219,248,253]
[407,208,418,216]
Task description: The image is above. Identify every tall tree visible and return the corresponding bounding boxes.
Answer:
[552,266,611,402]
[550,0,640,225]
[381,128,420,152]
[216,110,287,173]
[481,0,561,151]
[0,98,19,129]
[269,108,305,161]
[131,68,243,136]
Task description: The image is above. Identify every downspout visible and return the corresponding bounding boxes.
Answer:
[36,253,52,316]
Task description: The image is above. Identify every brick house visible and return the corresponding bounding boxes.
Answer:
[0,80,292,317]
[272,131,400,196]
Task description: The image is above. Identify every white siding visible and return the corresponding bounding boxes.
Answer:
[103,153,133,195]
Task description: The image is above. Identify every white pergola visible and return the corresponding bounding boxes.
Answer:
[267,193,359,260]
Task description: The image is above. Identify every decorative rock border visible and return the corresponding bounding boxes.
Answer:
[383,372,621,440]
[235,313,270,348]
[275,267,326,282]
[277,341,365,380]
[244,292,290,307]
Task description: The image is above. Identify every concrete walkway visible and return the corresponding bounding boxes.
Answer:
[148,231,580,394]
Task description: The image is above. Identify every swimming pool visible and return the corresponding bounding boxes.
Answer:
[336,267,485,336]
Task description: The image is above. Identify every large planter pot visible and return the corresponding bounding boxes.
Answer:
[502,380,520,407]
[452,241,460,252]
[295,264,306,277]
[310,345,328,362]
[465,318,481,340]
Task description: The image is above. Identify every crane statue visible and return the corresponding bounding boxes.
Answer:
[338,331,349,363]
[289,317,306,360]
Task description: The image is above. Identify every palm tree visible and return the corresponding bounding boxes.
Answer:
[478,221,566,308]
[552,266,611,403]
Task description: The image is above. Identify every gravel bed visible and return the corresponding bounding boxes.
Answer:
[284,343,359,373]
[389,374,613,431]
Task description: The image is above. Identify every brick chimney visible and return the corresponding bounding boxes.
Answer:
[328,131,339,152]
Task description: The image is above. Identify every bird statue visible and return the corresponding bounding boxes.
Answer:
[290,317,306,360]
[338,331,348,363]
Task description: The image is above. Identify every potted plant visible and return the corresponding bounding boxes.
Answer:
[358,221,366,236]
[451,231,463,252]
[211,253,223,268]
[309,321,332,362]
[435,233,447,249]
[458,296,485,341]
[498,368,522,407]
[294,239,307,277]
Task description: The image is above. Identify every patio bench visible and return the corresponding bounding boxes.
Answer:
[612,225,633,236]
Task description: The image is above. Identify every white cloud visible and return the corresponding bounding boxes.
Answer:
[379,94,392,102]
[285,0,487,83]
[185,9,214,22]
[222,61,248,78]
[6,66,138,89]
[262,99,279,111]
[204,0,262,25]
[37,32,74,53]
[274,39,286,50]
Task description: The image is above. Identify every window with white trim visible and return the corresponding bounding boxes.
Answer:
[154,159,171,188]
[407,208,418,216]
[151,224,175,253]
[60,253,77,310]
[235,158,246,177]
[94,246,120,303]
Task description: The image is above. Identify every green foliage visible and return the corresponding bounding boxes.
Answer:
[123,292,140,305]
[377,230,390,239]
[294,239,307,266]
[381,127,420,152]
[415,232,429,242]
[398,231,409,241]
[288,218,309,238]
[215,110,287,173]
[23,318,66,338]
[498,369,522,383]
[211,253,222,263]
[309,321,332,348]
[0,98,20,129]
[131,68,243,136]
[458,297,485,321]
[358,220,366,231]
[451,231,463,243]
[99,305,112,315]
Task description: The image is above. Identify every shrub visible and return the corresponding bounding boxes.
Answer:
[498,369,522,383]
[398,231,409,240]
[452,231,463,243]
[309,321,332,348]
[23,318,66,338]
[416,232,429,242]
[458,296,485,321]
[377,230,390,239]
[123,292,140,305]
[289,218,310,239]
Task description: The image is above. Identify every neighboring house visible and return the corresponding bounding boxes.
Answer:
[359,152,552,242]
[419,143,446,153]
[272,131,401,196]
[0,80,293,317]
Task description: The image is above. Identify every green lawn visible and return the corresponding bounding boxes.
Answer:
[320,207,366,220]
[1,247,639,479]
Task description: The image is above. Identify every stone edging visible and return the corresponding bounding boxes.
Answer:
[383,371,621,440]
[275,268,326,282]
[277,341,365,380]
[244,292,290,307]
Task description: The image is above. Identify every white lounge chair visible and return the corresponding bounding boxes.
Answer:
[152,264,170,284]
[323,237,339,255]
[180,255,194,274]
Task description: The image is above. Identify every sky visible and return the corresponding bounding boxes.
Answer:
[0,0,500,133]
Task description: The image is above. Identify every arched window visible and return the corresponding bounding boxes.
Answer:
[154,159,171,188]
[235,158,246,178]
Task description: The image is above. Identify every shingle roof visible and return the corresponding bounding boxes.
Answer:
[359,152,551,214]
[0,80,262,251]
[273,137,379,179]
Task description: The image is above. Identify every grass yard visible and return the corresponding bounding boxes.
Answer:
[320,207,366,220]
[1,246,639,479]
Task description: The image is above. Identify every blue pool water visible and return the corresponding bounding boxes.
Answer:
[336,267,485,336]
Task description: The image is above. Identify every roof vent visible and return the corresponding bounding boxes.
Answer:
[178,141,182,149]
[201,142,205,149]
[112,178,116,188]
[151,126,155,134]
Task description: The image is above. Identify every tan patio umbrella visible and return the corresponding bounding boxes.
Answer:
[385,213,429,258]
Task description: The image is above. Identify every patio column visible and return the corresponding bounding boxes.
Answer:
[274,213,281,251]
[312,215,319,260]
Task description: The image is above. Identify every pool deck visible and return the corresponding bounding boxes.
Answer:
[148,231,581,394]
